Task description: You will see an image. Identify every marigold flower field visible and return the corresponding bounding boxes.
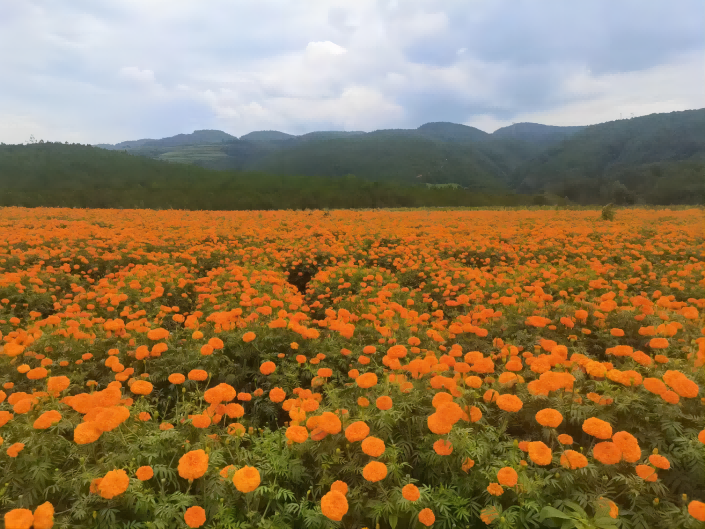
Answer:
[0,206,703,529]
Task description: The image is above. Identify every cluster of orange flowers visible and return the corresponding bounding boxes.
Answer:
[0,207,703,528]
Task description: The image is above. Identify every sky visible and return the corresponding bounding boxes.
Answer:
[1,0,703,144]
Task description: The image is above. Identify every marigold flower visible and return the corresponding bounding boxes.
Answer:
[318,411,342,434]
[649,454,670,469]
[560,450,588,469]
[26,367,48,380]
[648,337,669,349]
[99,469,129,499]
[496,393,523,412]
[7,442,24,458]
[242,331,256,342]
[462,457,475,472]
[269,387,286,402]
[688,500,705,522]
[147,328,169,340]
[321,490,348,521]
[130,380,153,395]
[557,434,573,445]
[74,422,102,444]
[527,441,552,465]
[233,465,260,492]
[497,466,518,486]
[698,430,705,444]
[362,461,387,482]
[376,396,392,410]
[47,375,70,393]
[487,482,504,496]
[402,483,420,501]
[330,480,348,495]
[345,421,370,442]
[33,410,62,430]
[260,361,276,375]
[361,436,386,457]
[433,439,453,455]
[285,425,308,443]
[535,408,563,428]
[169,373,186,384]
[184,506,206,528]
[178,449,209,480]
[4,508,33,529]
[663,370,699,398]
[32,501,54,529]
[582,417,612,439]
[635,464,658,481]
[418,508,435,526]
[136,466,154,481]
[187,369,208,381]
[356,372,378,388]
[612,431,641,463]
[593,442,622,465]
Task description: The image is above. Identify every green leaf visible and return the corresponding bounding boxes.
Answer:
[540,506,574,521]
[389,514,398,529]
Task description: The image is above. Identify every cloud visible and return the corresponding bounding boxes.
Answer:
[0,0,702,143]
[119,67,156,84]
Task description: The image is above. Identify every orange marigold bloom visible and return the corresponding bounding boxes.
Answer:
[136,466,154,481]
[330,480,348,495]
[433,439,453,455]
[184,506,206,528]
[462,457,475,472]
[362,461,387,482]
[321,490,348,521]
[582,417,612,439]
[285,425,308,443]
[643,377,668,395]
[418,508,435,527]
[4,508,33,529]
[99,469,130,499]
[233,466,260,493]
[649,454,670,469]
[612,431,641,463]
[345,421,370,442]
[376,396,393,410]
[7,442,24,458]
[593,442,622,465]
[528,441,552,466]
[663,370,700,398]
[560,450,588,469]
[26,367,48,380]
[496,394,523,412]
[178,449,209,480]
[187,369,208,381]
[356,372,378,388]
[269,387,286,403]
[648,337,669,349]
[32,501,54,529]
[74,422,102,444]
[147,328,169,340]
[535,408,563,428]
[357,397,370,407]
[169,373,186,384]
[130,380,153,395]
[487,482,504,496]
[33,410,62,430]
[361,436,386,457]
[688,500,705,522]
[259,361,276,375]
[497,467,518,486]
[242,332,256,343]
[635,464,658,481]
[402,483,420,501]
[557,434,574,445]
[698,430,705,444]
[47,375,70,393]
[318,412,342,434]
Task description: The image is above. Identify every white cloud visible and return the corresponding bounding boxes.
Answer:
[0,0,701,143]
[119,66,156,84]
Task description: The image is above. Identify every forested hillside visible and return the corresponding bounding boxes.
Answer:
[0,143,529,209]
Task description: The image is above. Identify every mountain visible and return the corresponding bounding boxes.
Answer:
[98,129,237,150]
[514,109,705,203]
[0,142,527,209]
[238,130,295,142]
[88,109,705,204]
[492,123,585,147]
